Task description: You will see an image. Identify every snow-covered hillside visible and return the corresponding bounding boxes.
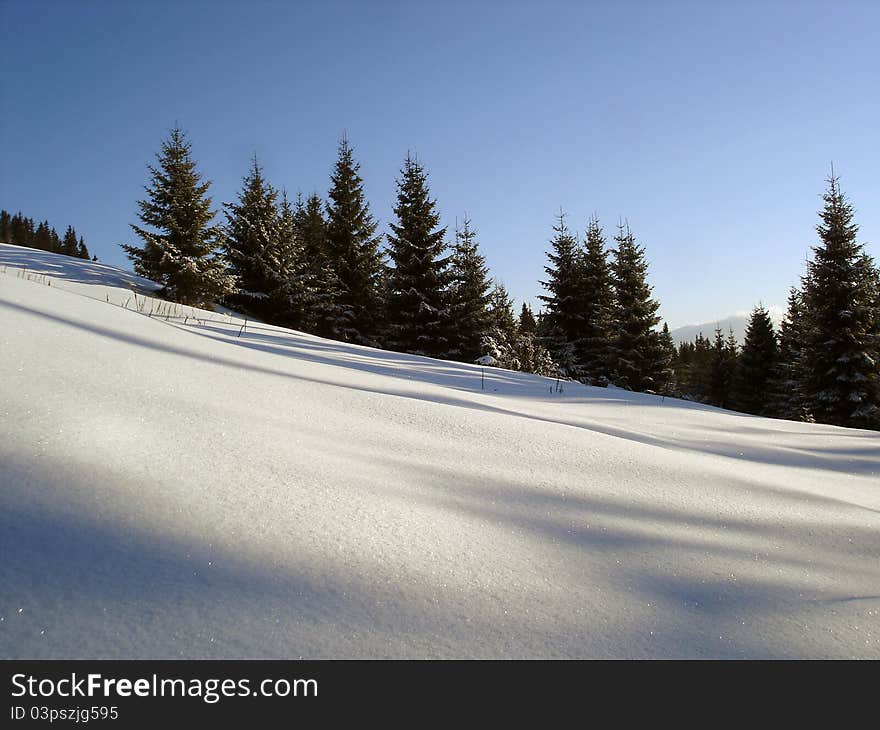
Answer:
[1,243,878,659]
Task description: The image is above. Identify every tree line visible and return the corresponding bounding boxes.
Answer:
[0,209,93,261]
[121,127,878,430]
[670,178,879,430]
[121,127,564,376]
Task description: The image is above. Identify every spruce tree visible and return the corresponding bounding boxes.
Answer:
[122,126,232,306]
[262,190,309,329]
[731,305,778,415]
[294,192,345,338]
[34,221,52,251]
[481,282,520,368]
[325,136,385,346]
[706,327,738,408]
[77,236,90,260]
[224,156,283,319]
[767,288,809,420]
[537,210,582,376]
[61,226,79,257]
[800,175,879,428]
[609,222,662,391]
[649,322,676,395]
[0,210,10,242]
[447,215,492,362]
[576,216,614,384]
[519,303,537,334]
[385,153,452,358]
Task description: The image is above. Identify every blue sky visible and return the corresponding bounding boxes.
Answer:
[1,0,877,328]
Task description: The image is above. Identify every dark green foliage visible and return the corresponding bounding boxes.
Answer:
[674,333,713,402]
[766,289,809,420]
[649,322,676,395]
[519,303,537,334]
[448,216,492,362]
[261,190,310,329]
[3,212,36,249]
[609,223,662,391]
[706,327,738,408]
[385,153,452,358]
[799,176,879,428]
[33,221,53,251]
[576,216,614,384]
[537,210,581,375]
[122,127,232,306]
[61,226,79,256]
[325,136,385,346]
[77,236,90,260]
[293,192,346,338]
[731,305,778,415]
[224,156,282,318]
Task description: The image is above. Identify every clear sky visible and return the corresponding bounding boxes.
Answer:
[1,0,877,328]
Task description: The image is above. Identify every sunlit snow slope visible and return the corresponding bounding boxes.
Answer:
[1,243,878,658]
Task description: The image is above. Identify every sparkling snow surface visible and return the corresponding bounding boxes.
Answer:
[1,243,878,658]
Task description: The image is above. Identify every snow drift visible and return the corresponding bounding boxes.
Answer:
[1,243,878,658]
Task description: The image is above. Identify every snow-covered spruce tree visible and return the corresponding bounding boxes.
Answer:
[731,305,778,415]
[263,191,311,330]
[223,156,282,319]
[480,283,555,375]
[325,136,385,346]
[385,153,453,358]
[538,210,583,377]
[800,175,880,428]
[576,215,614,384]
[122,127,232,306]
[608,222,662,391]
[447,215,492,362]
[293,192,345,338]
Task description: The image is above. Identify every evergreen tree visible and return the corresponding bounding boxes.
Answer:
[0,210,10,242]
[576,215,614,384]
[731,305,778,415]
[34,221,52,251]
[325,136,385,346]
[766,288,808,420]
[385,153,452,358]
[223,156,281,319]
[519,303,537,334]
[261,190,310,329]
[122,126,232,306]
[447,215,492,362]
[537,210,581,376]
[800,175,879,428]
[13,215,35,248]
[609,222,662,391]
[294,192,345,338]
[706,327,738,408]
[650,322,676,395]
[77,236,90,260]
[61,226,79,256]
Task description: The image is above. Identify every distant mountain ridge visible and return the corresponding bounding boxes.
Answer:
[670,309,784,346]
